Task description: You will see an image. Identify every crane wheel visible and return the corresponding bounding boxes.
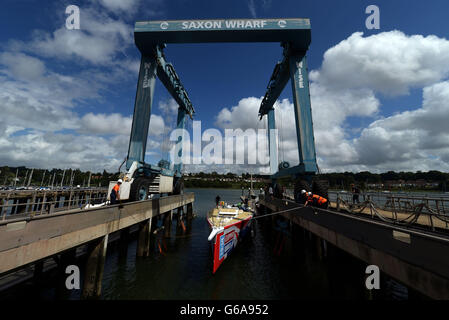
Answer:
[294,179,310,204]
[130,177,150,201]
[273,183,283,199]
[312,180,329,200]
[173,179,184,195]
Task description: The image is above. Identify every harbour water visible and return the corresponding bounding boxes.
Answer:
[1,188,423,300]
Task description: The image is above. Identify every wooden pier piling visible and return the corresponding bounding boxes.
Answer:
[137,219,152,257]
[163,211,171,238]
[82,235,108,299]
[186,203,193,220]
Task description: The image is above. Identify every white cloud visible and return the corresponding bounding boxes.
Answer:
[30,29,117,65]
[307,30,449,172]
[0,52,46,80]
[0,51,167,171]
[215,97,263,130]
[351,81,449,172]
[203,31,449,173]
[12,8,133,66]
[0,128,120,172]
[158,98,179,116]
[310,83,379,168]
[0,2,170,173]
[157,98,180,152]
[80,113,132,135]
[121,58,140,74]
[0,52,103,132]
[3,22,449,174]
[95,0,164,17]
[0,121,166,172]
[0,79,83,132]
[311,31,449,96]
[98,0,141,13]
[208,30,449,173]
[212,95,364,172]
[149,114,166,137]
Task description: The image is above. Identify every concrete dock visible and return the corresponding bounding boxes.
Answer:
[259,196,449,299]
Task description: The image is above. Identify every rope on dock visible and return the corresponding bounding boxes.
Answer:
[252,202,346,220]
[251,206,305,220]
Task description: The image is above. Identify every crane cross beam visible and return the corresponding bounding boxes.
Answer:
[155,47,195,119]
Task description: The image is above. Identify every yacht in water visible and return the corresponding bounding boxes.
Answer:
[207,204,253,273]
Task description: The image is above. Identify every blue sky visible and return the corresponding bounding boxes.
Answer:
[1,0,449,174]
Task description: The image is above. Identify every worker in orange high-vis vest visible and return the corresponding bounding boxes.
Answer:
[110,179,122,205]
[305,192,328,209]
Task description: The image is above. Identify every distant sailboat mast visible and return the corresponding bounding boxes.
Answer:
[87,172,92,188]
[40,170,46,187]
[61,169,66,188]
[22,170,28,187]
[250,173,253,196]
[27,168,34,187]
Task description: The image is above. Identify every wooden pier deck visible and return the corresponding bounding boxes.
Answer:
[0,193,195,297]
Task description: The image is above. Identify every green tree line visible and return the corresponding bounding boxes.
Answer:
[2,166,448,191]
[318,170,449,191]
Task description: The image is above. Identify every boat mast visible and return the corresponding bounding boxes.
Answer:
[250,173,253,196]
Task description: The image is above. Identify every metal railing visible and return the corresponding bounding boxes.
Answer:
[329,191,449,231]
[0,188,108,221]
[279,189,449,231]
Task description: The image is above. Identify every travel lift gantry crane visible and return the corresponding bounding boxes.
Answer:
[258,41,328,202]
[108,44,195,202]
[111,18,326,202]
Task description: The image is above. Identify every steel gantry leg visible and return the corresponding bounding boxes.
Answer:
[267,108,278,175]
[288,52,318,173]
[126,54,158,170]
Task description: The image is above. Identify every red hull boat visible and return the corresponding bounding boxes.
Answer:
[207,206,252,273]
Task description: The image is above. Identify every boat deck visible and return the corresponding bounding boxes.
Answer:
[208,207,252,228]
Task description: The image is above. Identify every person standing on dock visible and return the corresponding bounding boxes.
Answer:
[110,179,122,205]
[351,184,360,204]
[215,195,221,207]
